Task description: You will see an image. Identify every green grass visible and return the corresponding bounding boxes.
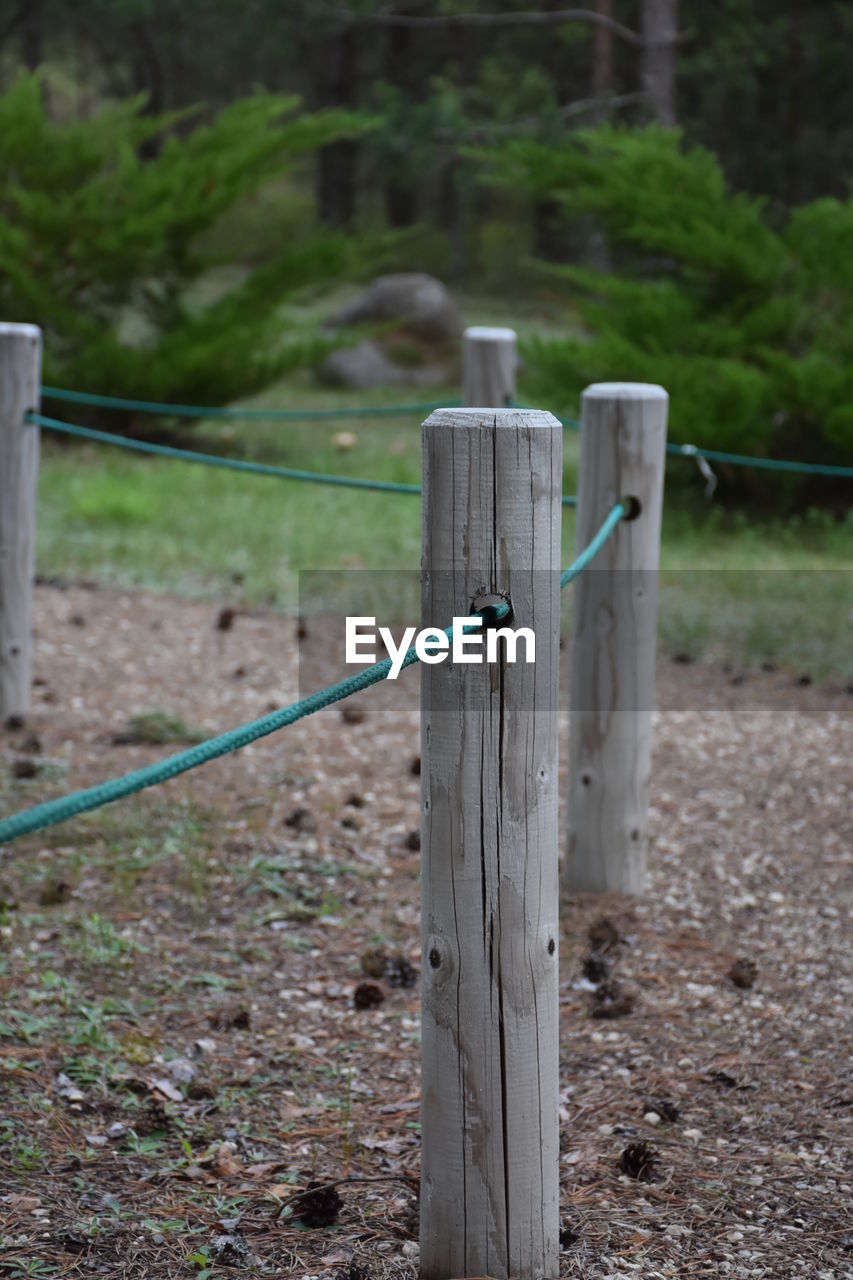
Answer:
[35,370,853,684]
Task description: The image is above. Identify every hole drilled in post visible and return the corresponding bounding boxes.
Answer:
[619,494,642,521]
[471,591,512,628]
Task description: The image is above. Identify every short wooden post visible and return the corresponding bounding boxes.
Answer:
[420,407,562,1280]
[565,382,668,895]
[0,324,42,728]
[462,325,517,407]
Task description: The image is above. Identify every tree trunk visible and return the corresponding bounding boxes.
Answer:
[22,0,43,69]
[785,0,803,204]
[591,0,614,121]
[317,25,358,228]
[641,0,678,125]
[384,23,417,227]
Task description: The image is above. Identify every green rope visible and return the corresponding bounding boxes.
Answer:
[513,401,852,477]
[0,509,623,845]
[30,412,579,506]
[42,387,853,476]
[667,440,853,477]
[31,413,422,496]
[561,502,625,588]
[41,386,460,420]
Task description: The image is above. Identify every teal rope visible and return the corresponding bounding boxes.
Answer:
[0,509,623,844]
[31,413,422,497]
[30,412,579,506]
[561,502,625,588]
[41,387,853,475]
[513,401,852,476]
[667,440,853,477]
[41,386,460,420]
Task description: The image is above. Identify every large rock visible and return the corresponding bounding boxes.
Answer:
[319,340,407,390]
[319,339,448,391]
[328,273,462,343]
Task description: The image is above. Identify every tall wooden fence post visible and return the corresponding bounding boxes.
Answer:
[0,324,42,728]
[420,406,562,1280]
[463,325,517,406]
[565,382,668,895]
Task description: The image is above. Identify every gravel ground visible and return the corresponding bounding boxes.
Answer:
[0,582,850,1279]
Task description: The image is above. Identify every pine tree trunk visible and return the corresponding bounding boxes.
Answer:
[592,0,614,120]
[22,0,43,70]
[317,25,358,228]
[384,24,417,227]
[641,0,678,125]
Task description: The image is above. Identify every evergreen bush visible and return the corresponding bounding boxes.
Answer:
[489,126,853,501]
[0,75,368,411]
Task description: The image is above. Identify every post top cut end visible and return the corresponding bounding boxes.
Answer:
[0,323,42,341]
[463,326,517,343]
[423,406,561,429]
[583,382,668,401]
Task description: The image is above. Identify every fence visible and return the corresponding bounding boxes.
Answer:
[0,321,848,1280]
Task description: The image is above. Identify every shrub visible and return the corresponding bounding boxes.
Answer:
[0,75,368,411]
[488,126,853,503]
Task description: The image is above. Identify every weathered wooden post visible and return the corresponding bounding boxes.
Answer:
[420,406,561,1280]
[565,382,668,895]
[463,325,517,407]
[0,324,42,727]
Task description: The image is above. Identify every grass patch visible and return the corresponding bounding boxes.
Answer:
[115,711,206,747]
[35,361,853,683]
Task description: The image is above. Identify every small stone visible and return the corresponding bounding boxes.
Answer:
[341,703,366,725]
[333,431,358,450]
[404,829,421,851]
[167,1057,196,1084]
[643,1111,661,1126]
[216,607,236,631]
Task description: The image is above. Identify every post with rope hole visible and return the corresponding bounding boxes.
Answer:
[0,324,42,728]
[566,382,668,895]
[420,406,562,1280]
[462,325,517,407]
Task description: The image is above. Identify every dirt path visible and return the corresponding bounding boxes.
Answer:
[0,583,850,1278]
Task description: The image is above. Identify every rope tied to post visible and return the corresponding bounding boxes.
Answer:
[0,508,624,845]
[27,413,580,507]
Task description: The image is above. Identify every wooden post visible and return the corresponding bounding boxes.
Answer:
[0,324,42,728]
[565,382,668,895]
[463,325,517,407]
[420,407,562,1280]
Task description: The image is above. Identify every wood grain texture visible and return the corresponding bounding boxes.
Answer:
[463,327,517,409]
[565,382,668,895]
[420,407,561,1280]
[0,324,42,725]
